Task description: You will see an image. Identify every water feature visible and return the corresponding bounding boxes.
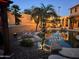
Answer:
[43,31,71,51]
[36,29,79,49]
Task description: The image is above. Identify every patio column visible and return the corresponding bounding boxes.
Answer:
[0,0,13,55]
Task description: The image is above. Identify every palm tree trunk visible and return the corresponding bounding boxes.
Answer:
[35,23,38,32]
[14,9,18,25]
[15,15,17,25]
[1,5,11,55]
[41,39,44,50]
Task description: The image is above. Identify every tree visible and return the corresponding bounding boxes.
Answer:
[31,7,42,31]
[11,4,21,25]
[40,4,58,50]
[40,4,58,29]
[24,8,41,32]
[24,4,57,49]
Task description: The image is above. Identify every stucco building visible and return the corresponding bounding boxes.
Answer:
[8,12,36,32]
[60,16,70,29]
[70,4,79,29]
[0,11,37,39]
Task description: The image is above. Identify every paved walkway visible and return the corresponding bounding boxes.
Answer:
[59,48,79,59]
[48,55,69,59]
[48,48,79,59]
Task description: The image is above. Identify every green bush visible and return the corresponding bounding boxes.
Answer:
[37,32,43,38]
[20,38,34,47]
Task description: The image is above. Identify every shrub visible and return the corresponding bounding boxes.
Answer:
[37,32,43,38]
[20,38,34,47]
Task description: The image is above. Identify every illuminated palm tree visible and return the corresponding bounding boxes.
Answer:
[40,4,57,50]
[40,4,57,29]
[24,4,57,49]
[11,4,21,25]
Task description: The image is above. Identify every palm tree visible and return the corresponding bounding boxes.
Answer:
[31,7,42,31]
[24,8,41,31]
[40,4,57,50]
[24,8,41,32]
[41,4,57,16]
[11,4,21,25]
[40,4,57,29]
[24,4,57,49]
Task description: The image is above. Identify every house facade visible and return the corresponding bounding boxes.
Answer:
[7,12,36,34]
[60,16,70,29]
[70,4,79,29]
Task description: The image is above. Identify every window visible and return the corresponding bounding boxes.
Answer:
[70,9,72,14]
[75,7,77,12]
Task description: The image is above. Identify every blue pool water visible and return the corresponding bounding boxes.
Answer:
[35,31,71,48]
[45,39,71,48]
[45,31,71,48]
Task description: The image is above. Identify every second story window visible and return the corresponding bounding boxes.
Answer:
[75,7,77,12]
[70,9,72,14]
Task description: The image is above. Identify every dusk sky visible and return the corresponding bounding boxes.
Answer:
[12,0,79,16]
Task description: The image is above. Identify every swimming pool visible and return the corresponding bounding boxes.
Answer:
[35,31,71,49]
[45,31,71,48]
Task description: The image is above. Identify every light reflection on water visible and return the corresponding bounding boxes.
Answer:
[36,30,79,48]
[45,31,71,48]
[47,30,79,48]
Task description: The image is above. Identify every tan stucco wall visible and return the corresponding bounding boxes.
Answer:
[7,12,37,35]
[8,12,15,25]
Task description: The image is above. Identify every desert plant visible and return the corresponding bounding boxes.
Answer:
[20,38,34,47]
[37,32,43,38]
